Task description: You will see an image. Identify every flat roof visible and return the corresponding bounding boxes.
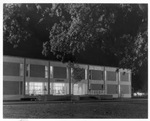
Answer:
[3,55,131,72]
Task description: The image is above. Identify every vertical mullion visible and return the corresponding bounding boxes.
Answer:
[23,58,26,96]
[48,61,50,95]
[87,65,89,93]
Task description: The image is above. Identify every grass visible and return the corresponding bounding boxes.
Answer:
[3,99,148,118]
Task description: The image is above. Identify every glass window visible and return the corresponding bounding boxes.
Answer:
[90,84,104,90]
[120,85,130,94]
[73,83,85,95]
[26,82,48,95]
[120,72,129,81]
[3,81,20,95]
[107,84,118,94]
[72,68,85,80]
[107,71,116,81]
[89,70,103,80]
[53,67,67,79]
[50,83,66,95]
[30,64,45,78]
[3,62,20,76]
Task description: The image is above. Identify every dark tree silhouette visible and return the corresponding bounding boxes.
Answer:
[3,4,147,74]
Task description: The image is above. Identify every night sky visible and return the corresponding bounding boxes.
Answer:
[3,36,119,67]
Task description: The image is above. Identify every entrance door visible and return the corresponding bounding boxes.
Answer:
[52,83,65,95]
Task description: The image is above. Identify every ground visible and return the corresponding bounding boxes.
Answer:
[3,99,148,118]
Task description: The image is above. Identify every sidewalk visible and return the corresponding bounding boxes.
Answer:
[3,98,147,105]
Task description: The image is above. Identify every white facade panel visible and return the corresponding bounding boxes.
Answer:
[89,65,104,70]
[26,77,48,82]
[89,80,104,84]
[3,56,24,63]
[50,61,68,67]
[3,76,24,81]
[26,58,48,65]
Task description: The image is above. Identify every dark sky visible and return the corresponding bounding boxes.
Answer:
[3,37,119,67]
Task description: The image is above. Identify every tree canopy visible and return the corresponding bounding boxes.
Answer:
[3,3,148,73]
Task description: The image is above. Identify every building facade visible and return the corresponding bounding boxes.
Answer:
[3,56,132,100]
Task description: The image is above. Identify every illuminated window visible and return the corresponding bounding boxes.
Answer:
[73,84,82,95]
[26,82,48,95]
[50,83,66,95]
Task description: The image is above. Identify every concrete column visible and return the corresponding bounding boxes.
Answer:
[118,71,121,98]
[19,81,21,95]
[26,82,29,95]
[48,61,50,95]
[130,71,132,95]
[23,58,26,96]
[87,65,89,94]
[68,62,71,95]
[103,67,106,95]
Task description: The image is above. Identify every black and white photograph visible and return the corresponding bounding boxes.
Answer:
[2,0,148,119]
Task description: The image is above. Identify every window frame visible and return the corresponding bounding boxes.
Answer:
[53,66,67,79]
[89,70,104,80]
[106,71,117,81]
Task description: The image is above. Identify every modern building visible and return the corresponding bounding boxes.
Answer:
[3,55,132,100]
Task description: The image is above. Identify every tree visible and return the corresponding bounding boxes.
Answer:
[71,64,85,95]
[3,4,31,47]
[43,4,147,73]
[3,3,148,74]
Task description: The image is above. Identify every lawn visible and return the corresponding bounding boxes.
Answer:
[3,99,148,118]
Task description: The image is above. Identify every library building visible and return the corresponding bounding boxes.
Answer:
[3,55,132,101]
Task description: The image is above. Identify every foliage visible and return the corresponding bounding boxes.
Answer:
[45,4,148,73]
[71,66,85,83]
[3,4,148,73]
[3,4,31,47]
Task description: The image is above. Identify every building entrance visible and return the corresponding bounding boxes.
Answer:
[51,83,65,95]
